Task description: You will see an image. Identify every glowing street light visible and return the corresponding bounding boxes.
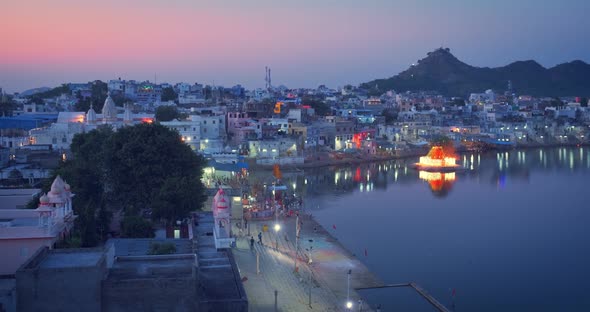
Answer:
[346,269,352,310]
[346,301,353,309]
[274,223,281,249]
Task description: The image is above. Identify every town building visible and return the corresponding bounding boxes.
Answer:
[0,176,75,276]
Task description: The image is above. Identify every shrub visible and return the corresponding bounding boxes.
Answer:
[121,216,155,238]
[148,242,176,255]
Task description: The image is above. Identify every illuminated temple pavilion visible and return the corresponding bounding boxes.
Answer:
[415,146,458,171]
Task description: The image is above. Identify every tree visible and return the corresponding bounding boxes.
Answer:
[581,97,588,107]
[104,123,207,223]
[151,176,203,223]
[121,216,155,238]
[302,96,331,116]
[381,108,398,124]
[40,123,206,245]
[74,80,108,112]
[0,94,16,116]
[155,105,180,122]
[161,87,178,102]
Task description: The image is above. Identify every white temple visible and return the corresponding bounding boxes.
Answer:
[211,188,235,249]
[29,94,155,149]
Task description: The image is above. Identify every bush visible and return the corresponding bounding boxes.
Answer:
[121,216,155,238]
[148,242,176,255]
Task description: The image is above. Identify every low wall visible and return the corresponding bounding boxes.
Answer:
[102,277,197,312]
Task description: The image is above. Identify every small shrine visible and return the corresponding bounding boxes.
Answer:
[415,146,458,170]
[211,188,235,249]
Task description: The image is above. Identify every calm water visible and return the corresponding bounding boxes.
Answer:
[291,147,590,311]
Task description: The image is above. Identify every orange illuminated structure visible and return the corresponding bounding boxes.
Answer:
[415,146,458,171]
[419,171,456,197]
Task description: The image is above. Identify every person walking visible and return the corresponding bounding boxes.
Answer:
[250,236,255,251]
[258,232,263,245]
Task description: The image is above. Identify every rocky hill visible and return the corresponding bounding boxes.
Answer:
[361,48,590,97]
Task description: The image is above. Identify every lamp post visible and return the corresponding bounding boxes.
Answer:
[274,223,281,250]
[307,239,314,308]
[294,214,299,272]
[346,269,353,310]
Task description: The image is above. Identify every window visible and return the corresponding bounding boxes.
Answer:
[52,138,57,144]
[193,128,196,131]
[213,120,216,124]
[62,137,67,143]
[204,128,207,133]
[193,136,197,139]
[203,121,207,124]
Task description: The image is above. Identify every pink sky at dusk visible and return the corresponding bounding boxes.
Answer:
[1,0,589,93]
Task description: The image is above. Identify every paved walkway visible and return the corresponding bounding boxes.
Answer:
[232,213,383,312]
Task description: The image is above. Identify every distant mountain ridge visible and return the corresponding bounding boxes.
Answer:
[360,48,590,97]
[18,87,51,97]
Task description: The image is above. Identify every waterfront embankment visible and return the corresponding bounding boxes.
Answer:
[231,211,384,311]
[252,142,590,170]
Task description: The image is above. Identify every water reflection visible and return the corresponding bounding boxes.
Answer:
[269,147,590,201]
[418,171,456,198]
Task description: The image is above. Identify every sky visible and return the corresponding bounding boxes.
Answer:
[1,0,589,93]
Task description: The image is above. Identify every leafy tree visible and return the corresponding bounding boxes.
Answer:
[104,123,207,223]
[161,87,178,102]
[450,98,465,106]
[35,123,206,246]
[581,97,588,107]
[74,80,108,112]
[0,94,16,116]
[27,84,70,99]
[152,176,204,222]
[148,242,176,255]
[155,105,180,122]
[121,216,155,238]
[302,96,331,116]
[381,108,398,124]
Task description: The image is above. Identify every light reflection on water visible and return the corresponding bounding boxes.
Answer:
[290,147,590,200]
[280,147,590,312]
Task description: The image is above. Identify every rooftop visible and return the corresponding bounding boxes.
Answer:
[39,251,103,269]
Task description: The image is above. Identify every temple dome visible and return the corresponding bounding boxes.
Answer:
[39,193,49,204]
[50,175,65,194]
[102,93,117,122]
[87,104,97,124]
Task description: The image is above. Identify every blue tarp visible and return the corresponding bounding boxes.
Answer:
[0,114,58,130]
[207,159,249,172]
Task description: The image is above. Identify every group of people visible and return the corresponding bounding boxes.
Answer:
[249,231,263,250]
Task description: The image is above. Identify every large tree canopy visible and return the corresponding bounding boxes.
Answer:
[48,123,206,246]
[105,123,207,218]
[155,105,180,121]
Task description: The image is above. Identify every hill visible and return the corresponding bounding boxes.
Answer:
[360,48,590,97]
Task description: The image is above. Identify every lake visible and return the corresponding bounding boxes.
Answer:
[292,147,590,311]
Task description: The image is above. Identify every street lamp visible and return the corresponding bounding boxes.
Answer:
[306,239,314,308]
[274,223,281,250]
[346,269,353,310]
